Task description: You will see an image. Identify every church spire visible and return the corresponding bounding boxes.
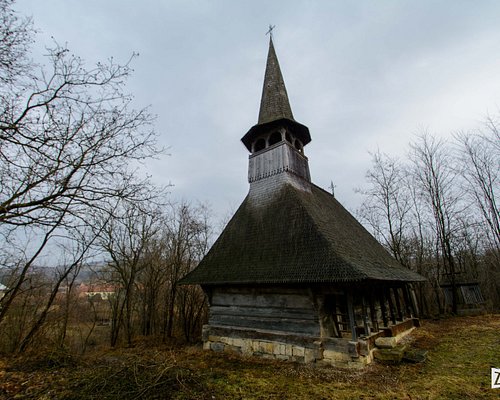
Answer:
[241,36,311,153]
[258,37,294,124]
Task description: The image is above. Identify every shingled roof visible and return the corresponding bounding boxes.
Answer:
[180,183,425,285]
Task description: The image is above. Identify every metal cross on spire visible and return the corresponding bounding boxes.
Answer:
[329,181,336,198]
[266,24,276,39]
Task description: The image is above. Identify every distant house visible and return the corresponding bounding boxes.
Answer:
[180,37,425,367]
[77,282,116,325]
[77,282,116,301]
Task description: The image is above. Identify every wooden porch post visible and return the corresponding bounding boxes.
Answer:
[402,284,413,318]
[346,292,357,341]
[368,292,379,332]
[361,295,371,336]
[387,288,397,325]
[409,284,420,318]
[379,291,389,327]
[393,287,403,321]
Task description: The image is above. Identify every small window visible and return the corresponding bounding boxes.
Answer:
[269,131,282,146]
[254,138,266,152]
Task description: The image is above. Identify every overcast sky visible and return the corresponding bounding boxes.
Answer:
[16,0,500,223]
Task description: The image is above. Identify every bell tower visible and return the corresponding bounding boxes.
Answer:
[241,38,312,197]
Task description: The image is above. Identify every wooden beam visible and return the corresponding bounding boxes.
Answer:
[331,295,342,338]
[361,295,370,336]
[387,288,397,325]
[379,291,388,327]
[409,284,421,318]
[393,287,403,321]
[368,292,379,332]
[346,292,357,341]
[402,285,413,318]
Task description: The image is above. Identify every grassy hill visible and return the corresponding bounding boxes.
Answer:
[0,314,498,399]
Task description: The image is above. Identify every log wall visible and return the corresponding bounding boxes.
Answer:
[208,286,320,336]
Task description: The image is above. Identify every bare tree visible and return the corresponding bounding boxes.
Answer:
[0,1,164,351]
[136,235,169,337]
[0,0,32,85]
[357,150,413,265]
[16,241,90,352]
[97,201,163,347]
[409,133,466,314]
[0,266,50,352]
[177,284,207,342]
[93,201,211,345]
[456,126,500,252]
[357,148,446,316]
[163,202,211,339]
[456,120,500,310]
[405,175,440,316]
[358,125,499,314]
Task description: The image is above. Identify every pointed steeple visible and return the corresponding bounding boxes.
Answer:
[241,37,311,153]
[258,38,294,124]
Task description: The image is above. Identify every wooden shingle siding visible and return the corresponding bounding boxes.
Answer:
[248,142,311,183]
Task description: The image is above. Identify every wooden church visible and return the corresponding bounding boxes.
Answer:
[180,37,425,367]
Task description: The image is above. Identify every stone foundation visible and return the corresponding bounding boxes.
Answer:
[202,319,419,368]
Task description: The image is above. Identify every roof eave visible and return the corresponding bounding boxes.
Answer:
[179,275,425,286]
[241,118,311,152]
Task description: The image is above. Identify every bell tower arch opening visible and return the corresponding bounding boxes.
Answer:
[269,131,282,146]
[253,138,266,152]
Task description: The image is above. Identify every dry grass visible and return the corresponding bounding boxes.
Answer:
[0,314,498,399]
